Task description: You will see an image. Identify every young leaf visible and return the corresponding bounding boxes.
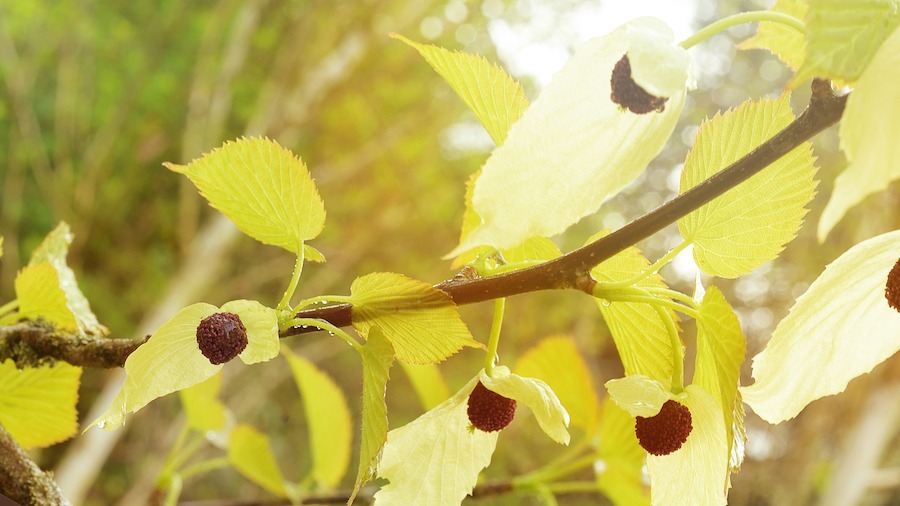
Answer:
[28,222,106,335]
[595,398,649,506]
[228,424,289,497]
[741,230,900,423]
[0,359,81,449]
[16,262,78,331]
[391,34,529,147]
[350,272,483,364]
[351,327,394,504]
[374,376,499,506]
[448,18,691,256]
[515,336,600,434]
[646,385,728,506]
[791,0,900,86]
[678,94,816,278]
[399,362,449,411]
[164,137,326,254]
[818,27,900,241]
[179,373,227,432]
[738,0,808,70]
[479,366,571,445]
[591,234,678,383]
[283,347,352,489]
[694,287,746,480]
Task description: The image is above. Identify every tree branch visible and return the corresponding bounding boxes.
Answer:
[0,423,72,505]
[284,80,847,336]
[0,322,147,368]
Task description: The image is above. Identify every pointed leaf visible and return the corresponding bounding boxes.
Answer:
[592,234,678,383]
[738,0,808,70]
[16,262,77,330]
[515,336,599,434]
[399,362,450,410]
[646,385,728,506]
[596,398,649,506]
[391,34,528,147]
[678,95,816,278]
[164,137,326,254]
[741,230,900,423]
[0,359,81,449]
[28,222,106,335]
[283,347,352,488]
[374,376,499,506]
[792,0,900,86]
[93,303,221,431]
[694,287,746,481]
[819,27,900,240]
[480,366,570,445]
[351,327,395,503]
[350,272,483,364]
[228,424,288,497]
[179,373,226,432]
[448,18,690,256]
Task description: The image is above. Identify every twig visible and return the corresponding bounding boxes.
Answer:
[0,322,147,368]
[284,80,847,336]
[0,423,72,505]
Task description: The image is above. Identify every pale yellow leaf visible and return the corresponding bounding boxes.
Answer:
[16,262,77,331]
[819,27,900,241]
[228,424,288,497]
[738,0,808,70]
[179,373,226,432]
[283,347,352,488]
[480,366,570,445]
[741,230,900,423]
[595,398,649,506]
[605,375,670,418]
[399,362,450,411]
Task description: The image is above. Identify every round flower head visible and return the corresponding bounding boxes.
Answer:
[886,257,900,312]
[634,399,693,456]
[467,381,517,432]
[611,55,667,114]
[196,312,248,364]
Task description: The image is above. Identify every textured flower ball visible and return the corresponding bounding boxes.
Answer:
[886,257,900,312]
[467,381,517,432]
[635,399,693,456]
[610,54,668,114]
[196,312,248,365]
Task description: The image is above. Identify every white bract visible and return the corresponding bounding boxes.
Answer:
[448,17,693,256]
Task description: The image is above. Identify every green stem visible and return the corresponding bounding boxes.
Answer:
[543,481,604,495]
[594,286,699,319]
[652,303,684,392]
[515,440,592,486]
[601,240,691,290]
[483,298,506,376]
[0,299,18,317]
[484,260,545,277]
[161,474,183,506]
[159,424,192,480]
[646,286,699,308]
[293,294,353,311]
[178,457,231,480]
[277,251,305,311]
[680,11,805,49]
[290,317,362,352]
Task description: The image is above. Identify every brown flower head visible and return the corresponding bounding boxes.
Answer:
[886,257,900,313]
[467,381,517,432]
[196,312,248,365]
[634,399,692,456]
[610,54,668,114]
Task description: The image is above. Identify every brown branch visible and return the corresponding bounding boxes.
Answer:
[0,322,147,368]
[0,423,72,505]
[284,80,847,337]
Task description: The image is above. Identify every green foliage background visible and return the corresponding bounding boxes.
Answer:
[1,0,898,504]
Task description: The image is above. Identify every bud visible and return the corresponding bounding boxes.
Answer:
[886,258,900,312]
[610,55,667,114]
[635,399,692,456]
[467,381,517,432]
[196,312,248,365]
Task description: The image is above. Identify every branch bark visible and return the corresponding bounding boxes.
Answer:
[0,424,72,505]
[0,323,147,368]
[284,80,847,336]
